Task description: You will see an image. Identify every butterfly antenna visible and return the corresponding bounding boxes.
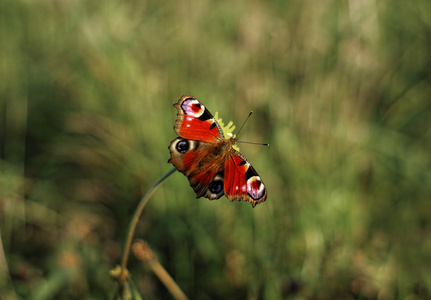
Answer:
[236,111,253,137]
[237,141,269,147]
[235,111,269,146]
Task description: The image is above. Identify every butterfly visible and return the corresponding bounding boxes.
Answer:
[168,95,267,207]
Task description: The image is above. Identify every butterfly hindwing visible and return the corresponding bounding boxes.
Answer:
[168,137,225,199]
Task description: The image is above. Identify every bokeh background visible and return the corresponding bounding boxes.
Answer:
[1,0,431,299]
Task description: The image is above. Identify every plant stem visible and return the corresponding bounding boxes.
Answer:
[0,229,18,300]
[133,239,189,300]
[118,167,177,286]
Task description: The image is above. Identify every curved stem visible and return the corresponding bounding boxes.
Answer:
[119,167,177,286]
[0,229,18,300]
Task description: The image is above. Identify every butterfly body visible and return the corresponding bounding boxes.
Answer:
[168,95,267,207]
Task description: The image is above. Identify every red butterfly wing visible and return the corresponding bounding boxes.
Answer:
[224,151,267,207]
[173,95,223,143]
[168,138,225,199]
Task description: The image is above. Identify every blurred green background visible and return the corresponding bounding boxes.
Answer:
[1,0,431,299]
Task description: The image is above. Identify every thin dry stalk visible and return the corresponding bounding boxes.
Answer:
[133,239,189,300]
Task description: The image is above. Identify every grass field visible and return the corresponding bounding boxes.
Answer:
[1,0,431,299]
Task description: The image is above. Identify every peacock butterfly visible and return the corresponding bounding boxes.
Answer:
[168,95,267,207]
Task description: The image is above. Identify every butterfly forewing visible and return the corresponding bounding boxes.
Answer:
[224,152,267,207]
[173,96,224,143]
